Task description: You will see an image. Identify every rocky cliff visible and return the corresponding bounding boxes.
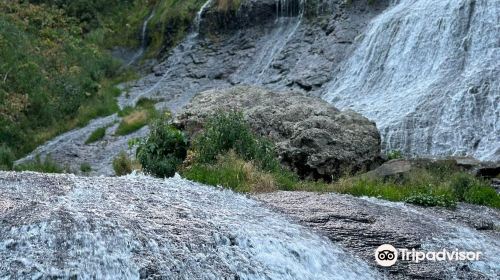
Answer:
[17,0,499,173]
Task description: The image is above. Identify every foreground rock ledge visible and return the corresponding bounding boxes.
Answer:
[176,86,381,180]
[255,191,500,279]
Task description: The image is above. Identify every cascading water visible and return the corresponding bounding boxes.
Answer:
[0,172,380,279]
[124,11,155,67]
[119,0,215,108]
[323,0,499,160]
[239,0,305,84]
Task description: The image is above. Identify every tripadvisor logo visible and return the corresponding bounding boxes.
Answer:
[375,244,398,267]
[374,244,482,267]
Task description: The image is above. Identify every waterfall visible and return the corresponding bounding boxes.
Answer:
[240,0,306,84]
[322,0,500,160]
[0,172,380,279]
[120,0,214,108]
[124,11,155,67]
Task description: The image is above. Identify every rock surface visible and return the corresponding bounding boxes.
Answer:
[176,86,382,180]
[255,191,500,279]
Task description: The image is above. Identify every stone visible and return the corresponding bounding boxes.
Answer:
[364,159,412,179]
[176,86,381,180]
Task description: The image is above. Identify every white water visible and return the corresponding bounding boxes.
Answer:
[124,11,155,67]
[0,172,379,279]
[120,0,214,108]
[240,0,305,84]
[323,0,500,161]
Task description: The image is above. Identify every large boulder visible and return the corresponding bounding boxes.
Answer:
[176,86,381,180]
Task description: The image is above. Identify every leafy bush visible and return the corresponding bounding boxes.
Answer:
[112,151,133,176]
[85,127,107,144]
[0,145,15,170]
[387,150,403,160]
[0,1,121,157]
[192,111,280,172]
[14,155,65,173]
[80,162,92,173]
[136,118,188,177]
[404,193,457,208]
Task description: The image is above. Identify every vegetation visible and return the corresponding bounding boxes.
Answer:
[115,98,158,136]
[14,155,66,173]
[183,151,278,193]
[112,151,134,176]
[387,150,403,160]
[132,111,499,209]
[0,1,127,162]
[145,0,206,57]
[135,115,188,177]
[80,162,92,173]
[192,111,280,172]
[0,145,15,170]
[85,127,108,144]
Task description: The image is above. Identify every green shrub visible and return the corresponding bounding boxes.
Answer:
[80,162,92,173]
[192,111,281,172]
[14,155,65,173]
[464,185,500,208]
[85,127,107,144]
[112,151,133,176]
[136,118,188,178]
[449,173,478,200]
[0,145,15,170]
[387,150,403,160]
[404,193,457,208]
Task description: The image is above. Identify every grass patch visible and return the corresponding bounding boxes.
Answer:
[85,127,108,144]
[14,155,66,173]
[115,98,158,136]
[80,162,92,173]
[182,151,278,193]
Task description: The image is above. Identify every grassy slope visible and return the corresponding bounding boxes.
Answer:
[0,0,206,168]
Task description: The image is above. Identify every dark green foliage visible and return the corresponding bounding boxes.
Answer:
[404,193,456,208]
[112,151,133,176]
[14,155,65,173]
[136,118,188,178]
[0,145,15,170]
[387,150,403,160]
[80,162,92,173]
[0,1,121,157]
[192,111,280,172]
[85,127,107,144]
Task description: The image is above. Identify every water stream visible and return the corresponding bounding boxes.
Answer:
[0,172,380,279]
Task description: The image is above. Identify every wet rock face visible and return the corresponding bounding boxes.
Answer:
[0,172,380,279]
[255,191,500,279]
[176,86,381,180]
